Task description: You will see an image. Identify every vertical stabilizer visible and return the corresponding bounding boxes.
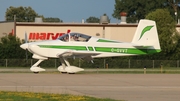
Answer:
[132,19,161,50]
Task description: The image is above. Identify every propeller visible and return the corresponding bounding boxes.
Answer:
[25,32,28,60]
[25,31,27,43]
[20,32,30,63]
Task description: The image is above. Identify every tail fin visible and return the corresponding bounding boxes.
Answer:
[132,19,161,50]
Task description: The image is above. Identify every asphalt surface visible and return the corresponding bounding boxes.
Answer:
[0,73,180,101]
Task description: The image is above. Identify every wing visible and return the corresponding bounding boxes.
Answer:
[58,50,100,61]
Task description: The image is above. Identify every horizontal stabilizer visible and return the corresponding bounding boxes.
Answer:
[133,45,152,48]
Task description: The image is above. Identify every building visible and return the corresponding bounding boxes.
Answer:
[0,20,138,43]
[0,21,14,37]
[1,17,180,43]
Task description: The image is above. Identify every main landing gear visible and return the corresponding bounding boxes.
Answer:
[57,57,84,74]
[30,58,84,74]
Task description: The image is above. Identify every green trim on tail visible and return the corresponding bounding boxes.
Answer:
[139,26,154,40]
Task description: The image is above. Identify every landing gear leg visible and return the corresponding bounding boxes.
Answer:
[57,57,84,73]
[57,57,70,73]
[30,59,46,73]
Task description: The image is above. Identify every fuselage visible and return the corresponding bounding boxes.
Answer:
[20,32,161,60]
[23,40,158,59]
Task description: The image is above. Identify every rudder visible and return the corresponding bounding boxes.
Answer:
[132,19,161,50]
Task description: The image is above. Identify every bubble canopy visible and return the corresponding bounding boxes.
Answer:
[58,33,91,42]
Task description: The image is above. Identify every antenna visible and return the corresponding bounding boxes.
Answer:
[67,30,71,42]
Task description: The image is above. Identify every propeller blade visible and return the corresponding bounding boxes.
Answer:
[25,32,27,43]
[25,32,28,60]
[26,49,28,60]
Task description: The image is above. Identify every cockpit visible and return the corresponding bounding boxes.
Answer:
[58,33,91,42]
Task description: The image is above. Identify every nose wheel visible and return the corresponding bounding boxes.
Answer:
[30,60,46,73]
[33,72,39,74]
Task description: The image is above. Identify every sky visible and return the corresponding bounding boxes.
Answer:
[0,0,118,23]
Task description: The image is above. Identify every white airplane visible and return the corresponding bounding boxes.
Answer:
[20,19,161,73]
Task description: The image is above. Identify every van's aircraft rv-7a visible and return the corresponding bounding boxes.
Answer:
[20,19,161,74]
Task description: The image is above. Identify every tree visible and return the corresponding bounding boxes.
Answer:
[167,0,180,22]
[145,9,180,59]
[0,35,29,59]
[43,17,63,22]
[5,6,38,22]
[112,0,168,23]
[168,0,180,13]
[86,16,100,23]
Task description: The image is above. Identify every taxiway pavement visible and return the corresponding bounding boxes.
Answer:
[0,73,180,101]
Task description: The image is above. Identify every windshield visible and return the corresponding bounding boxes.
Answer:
[58,33,91,42]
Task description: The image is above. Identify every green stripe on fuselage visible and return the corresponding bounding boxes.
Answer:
[95,47,160,54]
[88,46,93,51]
[38,45,87,51]
[38,45,160,54]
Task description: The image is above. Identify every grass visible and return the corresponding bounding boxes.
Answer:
[0,91,120,101]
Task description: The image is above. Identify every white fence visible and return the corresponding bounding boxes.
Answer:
[0,59,179,68]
